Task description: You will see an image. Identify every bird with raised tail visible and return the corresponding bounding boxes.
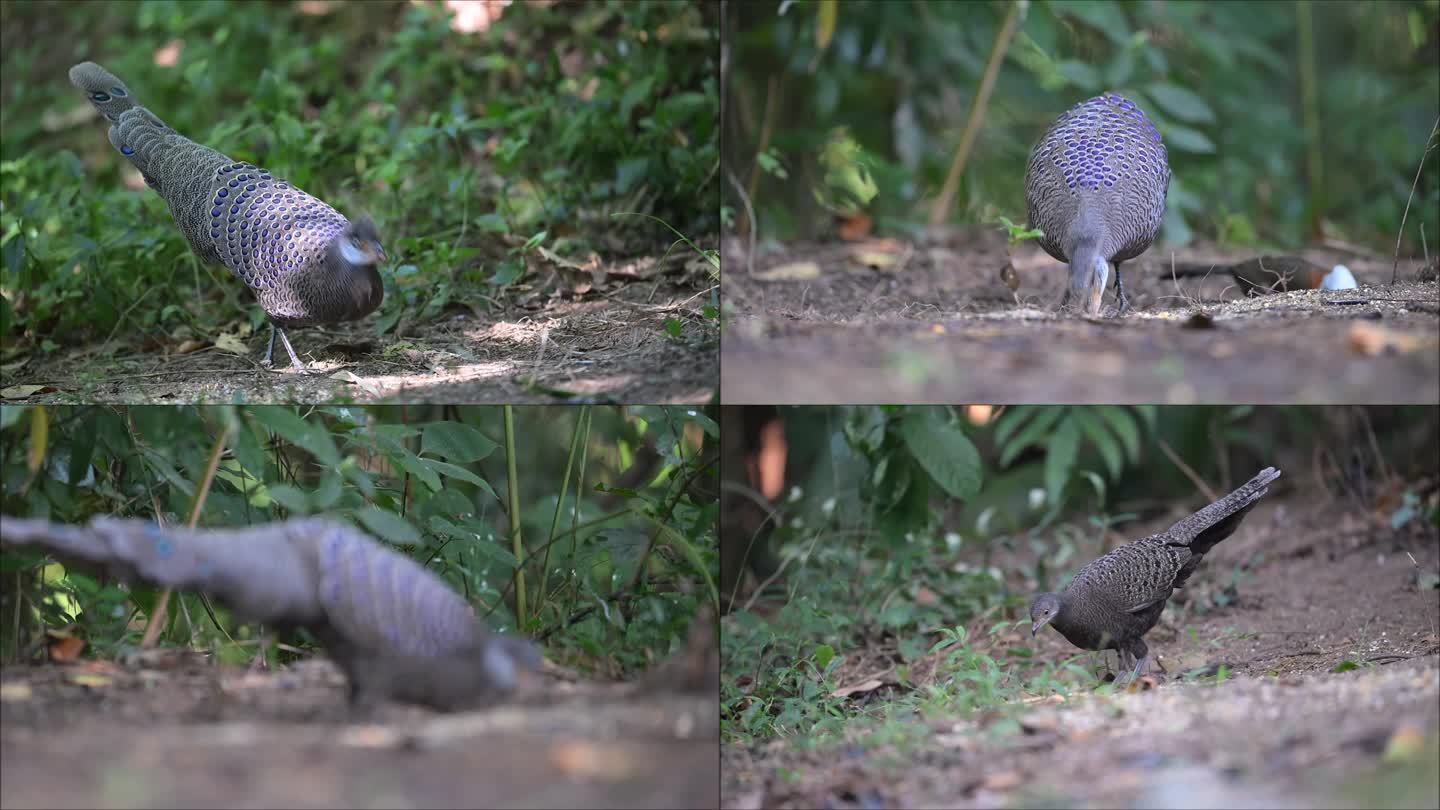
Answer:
[1,516,541,711]
[1024,93,1171,316]
[1030,467,1281,684]
[68,61,386,372]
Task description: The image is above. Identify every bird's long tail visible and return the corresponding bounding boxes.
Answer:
[69,61,180,189]
[1168,466,1282,554]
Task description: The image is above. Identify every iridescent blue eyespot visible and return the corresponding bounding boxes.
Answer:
[120,145,134,156]
[110,86,127,97]
[221,166,232,174]
[211,207,222,217]
[91,91,110,102]
[218,188,228,198]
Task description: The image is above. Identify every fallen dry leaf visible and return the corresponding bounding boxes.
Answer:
[754,261,821,282]
[835,212,874,241]
[852,251,898,270]
[0,682,33,701]
[1347,322,1424,356]
[213,332,251,357]
[550,740,639,780]
[175,339,208,355]
[47,635,86,663]
[67,673,113,689]
[830,679,883,698]
[982,770,1024,791]
[1,385,53,399]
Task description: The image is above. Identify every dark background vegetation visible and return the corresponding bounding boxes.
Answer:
[0,0,718,363]
[720,404,1439,742]
[723,0,1440,251]
[0,404,718,682]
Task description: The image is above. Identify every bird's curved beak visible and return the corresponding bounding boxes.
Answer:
[1031,617,1048,637]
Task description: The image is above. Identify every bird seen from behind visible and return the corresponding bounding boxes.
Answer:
[1024,93,1170,317]
[1030,466,1281,684]
[68,61,386,372]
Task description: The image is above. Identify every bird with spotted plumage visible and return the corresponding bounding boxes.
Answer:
[1030,467,1281,685]
[68,61,386,372]
[1024,93,1171,317]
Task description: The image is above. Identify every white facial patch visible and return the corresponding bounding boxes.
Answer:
[339,240,368,264]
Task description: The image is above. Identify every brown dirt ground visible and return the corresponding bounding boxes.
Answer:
[3,254,717,405]
[0,658,718,809]
[721,231,1439,404]
[719,476,1440,809]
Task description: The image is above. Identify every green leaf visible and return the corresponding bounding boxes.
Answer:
[814,643,836,671]
[268,484,312,515]
[420,458,498,501]
[1331,660,1359,674]
[1094,406,1141,463]
[421,422,498,463]
[248,408,340,466]
[429,517,519,570]
[1072,407,1122,480]
[1143,83,1215,124]
[355,507,420,546]
[1056,60,1102,91]
[1044,419,1080,508]
[1162,124,1216,154]
[898,410,982,500]
[998,407,1064,468]
[620,75,655,120]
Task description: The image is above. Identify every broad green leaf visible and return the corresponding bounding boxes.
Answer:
[420,458,498,501]
[248,408,340,466]
[1162,124,1216,154]
[421,421,498,463]
[898,410,981,500]
[1145,83,1215,124]
[1045,420,1080,508]
[430,517,519,570]
[355,507,420,546]
[1095,406,1141,463]
[1072,408,1122,480]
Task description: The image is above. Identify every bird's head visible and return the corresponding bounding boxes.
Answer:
[479,634,544,692]
[1029,592,1063,637]
[1069,252,1109,316]
[331,216,387,269]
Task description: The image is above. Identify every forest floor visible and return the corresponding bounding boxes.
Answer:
[0,659,717,809]
[721,230,1439,404]
[720,476,1440,808]
[2,252,717,405]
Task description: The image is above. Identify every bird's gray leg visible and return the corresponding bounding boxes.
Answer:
[262,324,278,368]
[273,326,309,373]
[1113,260,1131,315]
[1123,638,1149,684]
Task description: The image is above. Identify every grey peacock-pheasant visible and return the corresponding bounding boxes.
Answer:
[1024,93,1171,316]
[69,61,385,371]
[1030,467,1281,684]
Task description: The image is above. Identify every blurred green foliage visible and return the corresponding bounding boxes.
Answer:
[723,0,1439,250]
[0,0,718,357]
[0,404,719,680]
[721,404,1439,743]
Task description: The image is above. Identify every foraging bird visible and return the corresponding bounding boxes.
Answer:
[1,516,540,711]
[69,62,386,372]
[1024,93,1171,316]
[1029,467,1281,683]
[1163,255,1347,295]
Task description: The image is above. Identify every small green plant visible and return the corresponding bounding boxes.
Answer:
[996,215,1045,253]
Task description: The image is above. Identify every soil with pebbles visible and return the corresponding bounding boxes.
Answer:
[721,230,1439,405]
